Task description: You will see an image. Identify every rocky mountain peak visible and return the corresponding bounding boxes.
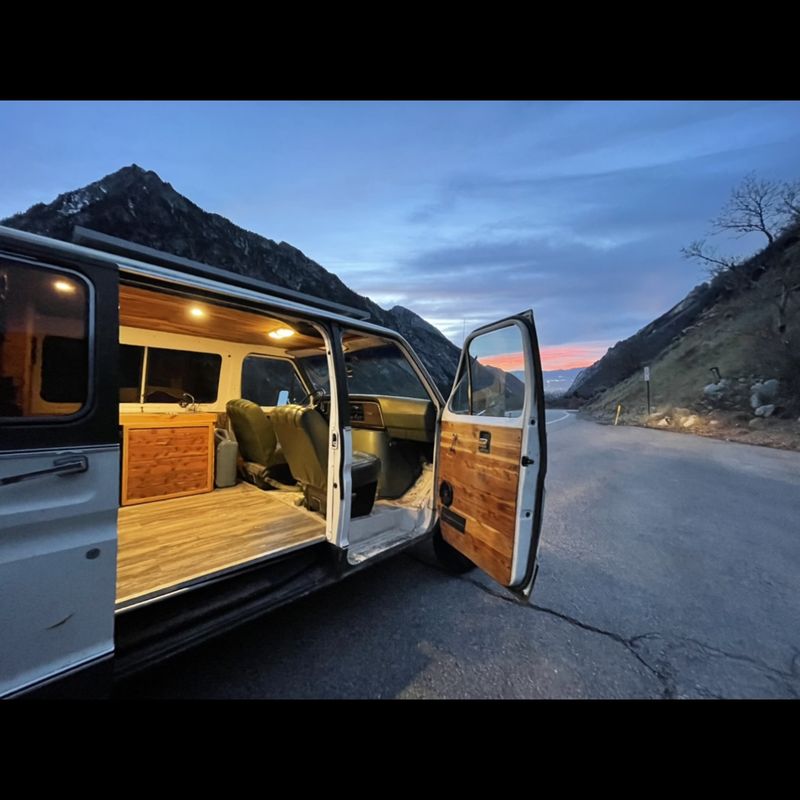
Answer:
[2,165,461,395]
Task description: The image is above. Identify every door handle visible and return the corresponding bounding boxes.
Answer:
[478,431,491,453]
[0,456,89,486]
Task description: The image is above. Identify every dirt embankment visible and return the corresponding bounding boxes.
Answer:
[578,226,800,452]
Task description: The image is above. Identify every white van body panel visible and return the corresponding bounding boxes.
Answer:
[0,446,119,697]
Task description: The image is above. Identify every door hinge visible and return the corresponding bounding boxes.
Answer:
[521,455,534,466]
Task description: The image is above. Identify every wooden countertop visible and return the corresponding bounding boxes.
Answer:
[119,412,218,428]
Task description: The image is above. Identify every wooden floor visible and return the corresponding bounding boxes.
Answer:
[116,483,327,606]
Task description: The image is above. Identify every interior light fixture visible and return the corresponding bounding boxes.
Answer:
[268,327,295,340]
[189,307,205,318]
[53,279,76,294]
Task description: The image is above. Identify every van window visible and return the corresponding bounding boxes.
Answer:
[144,347,221,404]
[298,354,331,393]
[345,342,428,398]
[41,336,89,402]
[241,355,305,406]
[449,325,526,418]
[0,260,89,417]
[120,344,144,402]
[299,340,429,399]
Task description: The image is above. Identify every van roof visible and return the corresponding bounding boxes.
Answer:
[0,223,446,404]
[0,223,369,321]
[71,226,371,320]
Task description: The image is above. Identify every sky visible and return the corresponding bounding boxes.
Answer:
[2,100,800,370]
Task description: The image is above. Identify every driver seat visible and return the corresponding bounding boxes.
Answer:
[270,404,381,517]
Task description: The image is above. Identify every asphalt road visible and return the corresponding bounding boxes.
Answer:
[116,411,800,699]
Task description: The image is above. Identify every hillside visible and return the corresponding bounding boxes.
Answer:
[1,165,461,395]
[570,222,800,450]
[566,283,722,399]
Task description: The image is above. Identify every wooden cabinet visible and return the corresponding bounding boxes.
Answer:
[120,413,217,506]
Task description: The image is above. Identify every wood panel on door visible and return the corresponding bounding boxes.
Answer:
[438,419,522,584]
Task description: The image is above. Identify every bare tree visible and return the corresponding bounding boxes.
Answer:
[680,241,755,295]
[683,173,800,291]
[782,179,800,222]
[711,172,786,245]
[680,239,739,278]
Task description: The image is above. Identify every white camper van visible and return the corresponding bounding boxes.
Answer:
[0,225,547,698]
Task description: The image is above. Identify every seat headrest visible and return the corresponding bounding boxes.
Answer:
[270,404,306,428]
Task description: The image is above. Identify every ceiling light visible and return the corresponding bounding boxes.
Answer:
[268,327,295,340]
[53,279,76,294]
[189,307,205,318]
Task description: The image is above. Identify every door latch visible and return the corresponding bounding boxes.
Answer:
[478,431,491,453]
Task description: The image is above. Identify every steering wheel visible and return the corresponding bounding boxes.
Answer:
[299,388,326,408]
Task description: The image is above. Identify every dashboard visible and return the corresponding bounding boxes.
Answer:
[318,394,435,443]
[348,400,384,428]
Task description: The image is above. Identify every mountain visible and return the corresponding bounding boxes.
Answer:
[1,165,461,395]
[543,367,583,395]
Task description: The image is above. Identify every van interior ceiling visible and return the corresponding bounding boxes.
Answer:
[113,282,436,608]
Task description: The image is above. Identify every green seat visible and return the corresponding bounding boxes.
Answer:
[226,399,288,484]
[270,404,380,517]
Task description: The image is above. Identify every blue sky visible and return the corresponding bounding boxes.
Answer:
[2,100,799,368]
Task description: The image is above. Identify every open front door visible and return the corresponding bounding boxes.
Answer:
[437,310,547,600]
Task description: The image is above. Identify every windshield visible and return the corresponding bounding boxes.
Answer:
[298,342,429,399]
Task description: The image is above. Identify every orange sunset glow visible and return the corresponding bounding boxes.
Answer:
[478,342,609,372]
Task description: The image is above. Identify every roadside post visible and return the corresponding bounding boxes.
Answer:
[614,404,622,426]
[643,366,651,415]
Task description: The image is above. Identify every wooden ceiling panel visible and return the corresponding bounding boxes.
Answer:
[119,284,324,349]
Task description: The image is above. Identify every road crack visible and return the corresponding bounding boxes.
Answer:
[461,574,676,697]
[406,553,799,698]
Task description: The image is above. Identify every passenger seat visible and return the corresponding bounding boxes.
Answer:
[226,399,291,487]
[270,404,380,517]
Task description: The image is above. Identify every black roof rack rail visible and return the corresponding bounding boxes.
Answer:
[71,226,371,321]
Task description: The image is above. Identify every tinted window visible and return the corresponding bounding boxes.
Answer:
[341,340,428,399]
[41,336,88,402]
[299,342,428,400]
[241,356,305,406]
[144,347,221,403]
[449,325,526,418]
[299,354,330,393]
[0,260,89,417]
[120,344,144,402]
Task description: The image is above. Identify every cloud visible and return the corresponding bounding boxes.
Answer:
[539,342,610,370]
[5,100,799,373]
[337,117,800,359]
[478,352,525,372]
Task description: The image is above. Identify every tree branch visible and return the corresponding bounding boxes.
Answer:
[710,172,787,245]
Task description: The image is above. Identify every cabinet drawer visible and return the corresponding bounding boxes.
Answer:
[127,425,209,461]
[126,457,210,502]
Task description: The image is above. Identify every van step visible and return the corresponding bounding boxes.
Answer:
[346,527,421,566]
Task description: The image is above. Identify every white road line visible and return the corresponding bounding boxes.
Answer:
[546,412,572,426]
